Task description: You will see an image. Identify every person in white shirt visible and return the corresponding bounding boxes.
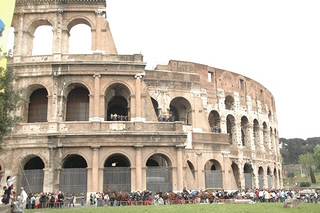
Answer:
[19,187,27,212]
[4,176,15,204]
[13,187,27,213]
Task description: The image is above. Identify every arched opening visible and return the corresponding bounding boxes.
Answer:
[208,110,220,133]
[66,87,89,121]
[274,168,277,189]
[107,96,128,121]
[227,114,236,144]
[270,128,274,150]
[263,122,268,146]
[146,154,172,192]
[105,83,130,121]
[253,119,259,146]
[258,167,264,189]
[204,160,222,188]
[187,160,195,180]
[21,156,45,193]
[169,97,192,125]
[244,163,253,190]
[68,24,92,54]
[268,110,272,121]
[32,25,53,55]
[151,97,159,117]
[225,95,234,110]
[60,155,87,196]
[231,163,240,189]
[28,88,48,123]
[241,116,249,146]
[267,167,271,189]
[103,154,131,192]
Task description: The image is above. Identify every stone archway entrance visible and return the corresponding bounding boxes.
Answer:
[258,167,264,189]
[60,155,87,196]
[103,154,131,192]
[204,160,223,188]
[146,154,172,192]
[20,156,44,193]
[244,163,253,190]
[267,167,271,189]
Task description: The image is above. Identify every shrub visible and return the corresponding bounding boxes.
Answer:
[287,171,295,178]
[300,182,311,187]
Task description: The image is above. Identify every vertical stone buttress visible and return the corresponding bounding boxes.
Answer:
[176,145,184,190]
[239,163,245,190]
[247,123,254,151]
[13,12,24,61]
[92,74,101,121]
[135,145,142,191]
[95,10,103,51]
[91,146,100,192]
[134,74,142,121]
[53,10,63,58]
[196,152,202,189]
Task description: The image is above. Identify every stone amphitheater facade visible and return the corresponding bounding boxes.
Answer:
[1,0,282,196]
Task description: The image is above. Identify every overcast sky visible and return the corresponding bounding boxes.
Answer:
[106,0,320,140]
[9,0,319,140]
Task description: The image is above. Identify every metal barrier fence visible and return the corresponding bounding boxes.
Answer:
[103,167,131,192]
[205,170,222,188]
[21,169,44,194]
[60,168,87,196]
[244,173,252,189]
[146,166,172,192]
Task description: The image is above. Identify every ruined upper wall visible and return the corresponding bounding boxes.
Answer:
[12,0,117,56]
[152,59,276,118]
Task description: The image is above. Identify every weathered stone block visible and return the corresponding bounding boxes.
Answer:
[226,199,235,204]
[235,199,255,204]
[283,198,299,208]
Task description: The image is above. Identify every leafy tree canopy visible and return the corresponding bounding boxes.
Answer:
[314,145,320,170]
[298,152,314,176]
[0,53,22,150]
[280,137,320,165]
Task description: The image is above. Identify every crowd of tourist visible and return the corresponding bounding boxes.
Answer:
[2,186,320,211]
[110,114,128,121]
[158,114,175,122]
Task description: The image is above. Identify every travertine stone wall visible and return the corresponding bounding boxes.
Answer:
[0,0,282,195]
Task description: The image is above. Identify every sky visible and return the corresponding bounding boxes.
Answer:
[7,0,320,140]
[106,0,320,140]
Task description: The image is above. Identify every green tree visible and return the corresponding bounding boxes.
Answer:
[298,152,315,177]
[310,166,316,184]
[314,145,320,170]
[0,57,22,149]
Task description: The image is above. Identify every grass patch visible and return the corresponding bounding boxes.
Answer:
[25,203,320,213]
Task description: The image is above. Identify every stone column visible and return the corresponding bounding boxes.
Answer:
[134,74,143,121]
[221,151,230,189]
[94,10,104,51]
[135,145,143,191]
[53,10,63,57]
[91,146,100,192]
[236,120,242,146]
[92,74,101,121]
[263,166,268,190]
[246,123,254,150]
[220,116,227,134]
[14,12,24,58]
[196,152,203,189]
[176,145,184,190]
[239,163,245,190]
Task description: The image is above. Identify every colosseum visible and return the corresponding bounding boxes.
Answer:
[1,0,282,197]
